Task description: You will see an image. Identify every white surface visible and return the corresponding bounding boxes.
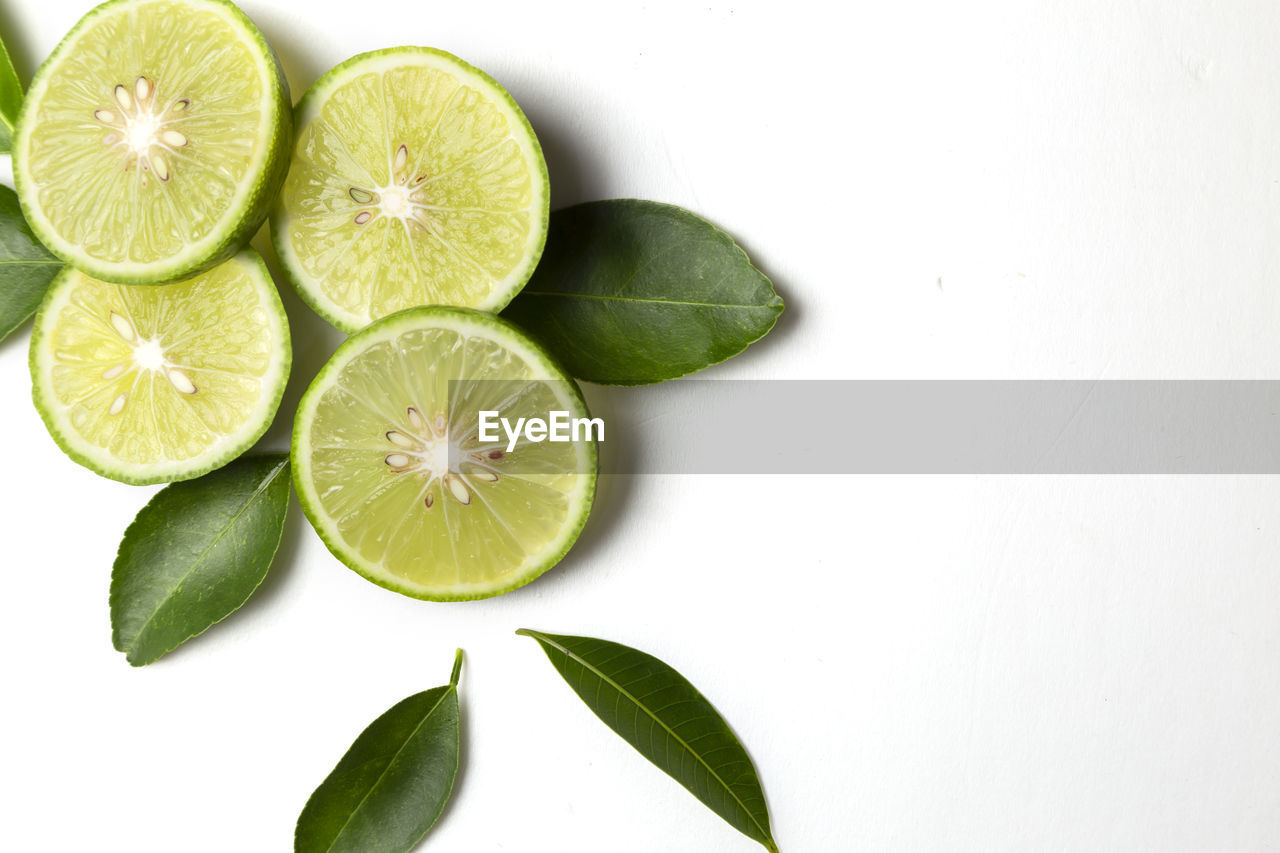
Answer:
[3,0,1280,850]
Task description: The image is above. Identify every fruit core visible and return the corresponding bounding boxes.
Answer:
[93,76,191,185]
[382,405,505,508]
[99,309,199,415]
[347,143,438,229]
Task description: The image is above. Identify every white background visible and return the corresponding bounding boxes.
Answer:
[3,0,1280,850]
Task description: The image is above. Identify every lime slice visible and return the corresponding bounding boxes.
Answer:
[13,0,291,284]
[30,249,291,485]
[292,307,596,600]
[272,47,549,333]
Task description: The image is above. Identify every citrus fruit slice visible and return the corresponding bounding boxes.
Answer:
[272,47,549,333]
[30,249,291,485]
[13,0,291,284]
[292,307,596,600]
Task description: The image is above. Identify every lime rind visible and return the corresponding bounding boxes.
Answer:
[13,0,291,285]
[292,306,595,601]
[30,249,292,485]
[272,46,550,333]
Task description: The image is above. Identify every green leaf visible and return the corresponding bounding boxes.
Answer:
[0,184,61,341]
[110,454,291,666]
[296,650,464,853]
[517,629,781,852]
[0,30,23,154]
[502,199,784,385]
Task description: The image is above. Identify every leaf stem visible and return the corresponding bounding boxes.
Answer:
[449,648,464,687]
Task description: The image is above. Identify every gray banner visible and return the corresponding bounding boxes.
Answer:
[583,380,1280,474]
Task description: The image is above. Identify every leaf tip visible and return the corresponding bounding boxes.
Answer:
[112,630,145,665]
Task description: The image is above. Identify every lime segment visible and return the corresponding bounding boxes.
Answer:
[292,307,595,600]
[30,249,291,484]
[273,48,549,333]
[14,0,290,283]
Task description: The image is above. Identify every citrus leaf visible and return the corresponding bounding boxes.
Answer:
[0,184,61,341]
[296,650,464,853]
[0,30,23,154]
[517,629,781,852]
[502,199,784,385]
[110,453,291,666]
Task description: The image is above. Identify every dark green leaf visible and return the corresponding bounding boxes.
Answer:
[0,31,23,154]
[296,650,464,853]
[0,184,61,341]
[110,454,291,666]
[517,629,781,852]
[503,199,784,385]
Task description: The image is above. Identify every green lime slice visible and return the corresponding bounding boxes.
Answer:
[272,47,549,333]
[292,307,596,601]
[13,0,290,284]
[30,249,291,485]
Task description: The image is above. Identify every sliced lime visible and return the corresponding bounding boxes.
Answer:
[14,0,290,284]
[30,249,291,484]
[292,307,595,601]
[273,47,549,333]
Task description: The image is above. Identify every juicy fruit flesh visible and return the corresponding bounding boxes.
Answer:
[303,322,589,594]
[281,53,543,328]
[45,261,277,465]
[22,0,270,266]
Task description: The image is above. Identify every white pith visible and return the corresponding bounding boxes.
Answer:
[126,117,158,152]
[132,338,166,371]
[380,185,411,217]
